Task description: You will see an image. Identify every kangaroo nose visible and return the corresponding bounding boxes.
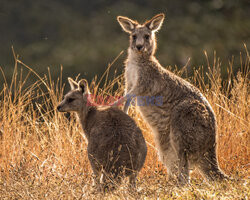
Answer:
[57,105,61,111]
[136,45,143,51]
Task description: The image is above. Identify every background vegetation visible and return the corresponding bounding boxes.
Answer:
[0,48,249,199]
[1,0,250,89]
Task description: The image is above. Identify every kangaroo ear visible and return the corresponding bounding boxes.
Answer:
[117,16,137,33]
[78,79,88,93]
[145,13,165,32]
[68,77,78,90]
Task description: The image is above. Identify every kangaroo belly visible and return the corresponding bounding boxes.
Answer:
[138,106,179,167]
[138,106,171,144]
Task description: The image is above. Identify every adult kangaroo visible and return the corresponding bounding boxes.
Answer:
[116,13,227,185]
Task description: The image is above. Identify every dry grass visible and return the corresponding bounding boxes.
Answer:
[0,48,249,199]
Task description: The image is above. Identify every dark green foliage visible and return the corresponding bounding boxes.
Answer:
[0,0,249,87]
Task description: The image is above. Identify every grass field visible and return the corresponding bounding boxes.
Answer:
[0,48,249,199]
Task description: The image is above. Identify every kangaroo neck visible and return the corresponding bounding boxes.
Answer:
[77,106,96,140]
[127,48,154,63]
[127,48,161,74]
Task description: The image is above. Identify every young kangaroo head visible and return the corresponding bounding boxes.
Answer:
[57,78,90,113]
[117,13,165,56]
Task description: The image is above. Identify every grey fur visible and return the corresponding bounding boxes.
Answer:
[117,14,227,185]
[57,78,147,191]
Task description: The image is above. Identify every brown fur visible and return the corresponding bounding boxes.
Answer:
[57,78,147,191]
[117,13,227,185]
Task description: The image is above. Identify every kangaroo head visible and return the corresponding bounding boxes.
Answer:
[57,78,90,113]
[117,13,165,56]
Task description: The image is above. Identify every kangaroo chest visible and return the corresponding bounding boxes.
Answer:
[125,60,139,91]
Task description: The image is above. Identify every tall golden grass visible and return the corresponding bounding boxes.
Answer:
[0,48,249,199]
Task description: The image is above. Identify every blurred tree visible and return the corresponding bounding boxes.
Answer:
[0,0,249,89]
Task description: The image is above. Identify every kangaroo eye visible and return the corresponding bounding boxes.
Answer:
[132,35,137,40]
[144,34,150,40]
[68,98,74,103]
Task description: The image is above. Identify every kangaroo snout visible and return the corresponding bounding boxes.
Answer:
[57,105,62,111]
[136,45,143,51]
